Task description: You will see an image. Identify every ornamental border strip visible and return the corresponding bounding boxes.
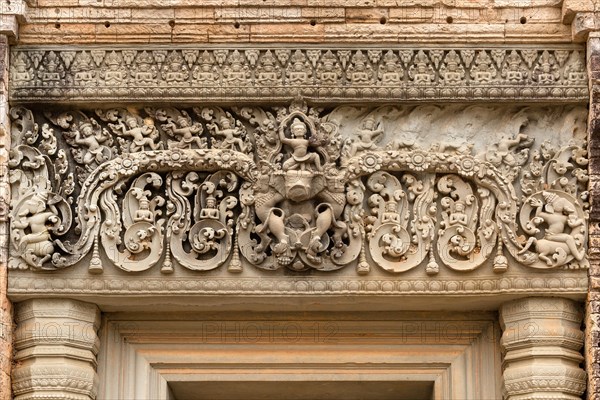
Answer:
[7,276,588,296]
[8,45,588,103]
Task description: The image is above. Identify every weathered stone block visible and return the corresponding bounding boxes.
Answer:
[301,7,346,19]
[173,8,216,21]
[494,0,562,7]
[388,7,435,23]
[345,7,389,23]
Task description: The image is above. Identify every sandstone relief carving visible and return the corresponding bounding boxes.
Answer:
[9,47,587,103]
[7,102,589,274]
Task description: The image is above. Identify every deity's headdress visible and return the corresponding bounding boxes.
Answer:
[291,118,306,131]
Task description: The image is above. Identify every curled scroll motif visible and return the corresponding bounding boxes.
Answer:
[515,120,589,269]
[99,173,165,272]
[8,103,589,274]
[8,107,73,270]
[366,172,435,273]
[436,175,497,271]
[167,171,238,271]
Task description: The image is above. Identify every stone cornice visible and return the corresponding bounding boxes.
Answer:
[561,0,600,42]
[571,11,600,42]
[0,0,27,40]
[9,45,588,104]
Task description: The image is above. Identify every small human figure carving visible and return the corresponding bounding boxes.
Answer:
[12,55,32,82]
[103,52,127,86]
[286,51,311,85]
[110,115,163,152]
[162,115,205,149]
[280,118,322,171]
[409,51,435,84]
[317,52,341,84]
[521,191,585,264]
[72,121,111,165]
[223,51,250,85]
[449,201,468,226]
[12,192,60,267]
[481,133,530,167]
[208,116,248,153]
[533,50,559,84]
[40,52,63,86]
[134,197,154,223]
[348,117,384,156]
[134,52,156,85]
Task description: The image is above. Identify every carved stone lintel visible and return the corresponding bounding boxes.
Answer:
[12,299,101,400]
[9,46,588,103]
[7,103,589,275]
[500,297,586,400]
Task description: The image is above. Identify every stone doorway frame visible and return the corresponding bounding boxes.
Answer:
[97,310,502,400]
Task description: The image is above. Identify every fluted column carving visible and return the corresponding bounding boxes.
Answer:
[500,297,586,400]
[12,299,100,400]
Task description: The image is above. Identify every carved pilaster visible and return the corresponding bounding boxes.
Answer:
[0,34,12,400]
[500,297,586,400]
[587,31,600,400]
[12,299,101,400]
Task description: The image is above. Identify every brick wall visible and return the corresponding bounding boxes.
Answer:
[16,0,572,44]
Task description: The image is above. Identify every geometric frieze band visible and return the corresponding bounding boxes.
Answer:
[9,46,588,103]
[8,102,589,277]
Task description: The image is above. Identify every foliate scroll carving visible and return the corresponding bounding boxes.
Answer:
[9,47,587,103]
[167,171,238,272]
[365,172,435,273]
[99,173,165,272]
[8,103,589,275]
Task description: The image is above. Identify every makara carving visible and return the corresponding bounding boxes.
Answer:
[8,102,589,274]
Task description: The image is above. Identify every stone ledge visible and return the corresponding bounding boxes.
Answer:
[7,276,589,297]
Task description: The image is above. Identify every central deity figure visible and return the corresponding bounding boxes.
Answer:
[238,106,355,271]
[280,118,322,171]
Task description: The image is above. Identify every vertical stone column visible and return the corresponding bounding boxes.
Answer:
[500,297,586,400]
[0,34,12,400]
[1,3,26,397]
[588,31,600,400]
[12,299,101,400]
